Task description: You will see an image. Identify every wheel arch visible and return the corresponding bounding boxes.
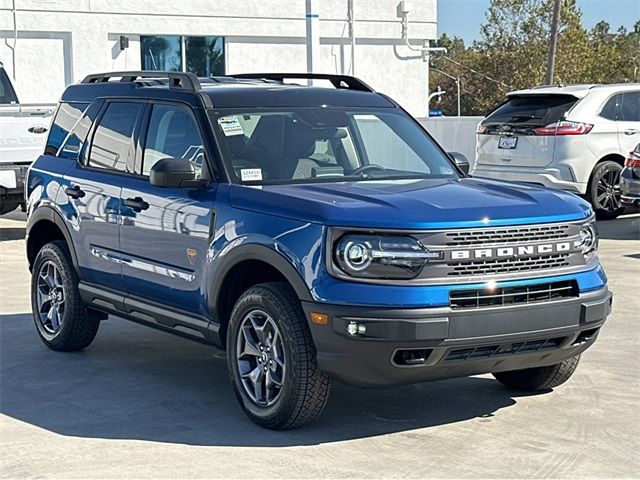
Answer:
[209,243,313,347]
[26,206,80,275]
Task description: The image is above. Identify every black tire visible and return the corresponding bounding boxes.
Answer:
[31,240,100,351]
[588,160,625,220]
[226,282,331,429]
[492,355,580,391]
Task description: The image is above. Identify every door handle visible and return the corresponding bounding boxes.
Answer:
[624,129,639,135]
[64,185,85,199]
[123,197,149,212]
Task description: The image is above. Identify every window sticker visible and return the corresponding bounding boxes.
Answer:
[217,115,244,136]
[240,168,263,182]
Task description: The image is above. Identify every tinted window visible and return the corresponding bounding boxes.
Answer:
[619,92,640,122]
[140,35,225,76]
[44,102,90,158]
[484,94,578,126]
[88,102,142,173]
[600,94,619,120]
[142,104,205,177]
[0,68,18,104]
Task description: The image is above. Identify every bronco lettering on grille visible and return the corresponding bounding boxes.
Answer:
[450,242,573,260]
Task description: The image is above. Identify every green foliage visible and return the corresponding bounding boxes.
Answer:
[429,0,640,116]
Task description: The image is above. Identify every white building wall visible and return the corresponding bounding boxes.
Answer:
[0,0,436,116]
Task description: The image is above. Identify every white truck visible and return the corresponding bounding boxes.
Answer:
[0,63,56,215]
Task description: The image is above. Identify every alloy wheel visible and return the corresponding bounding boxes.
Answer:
[596,167,621,212]
[236,309,286,407]
[35,260,65,334]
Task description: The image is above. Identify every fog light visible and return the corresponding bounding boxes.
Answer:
[347,321,366,336]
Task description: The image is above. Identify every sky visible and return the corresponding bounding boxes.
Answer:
[437,0,640,46]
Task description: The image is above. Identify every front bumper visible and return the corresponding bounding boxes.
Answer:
[0,163,29,198]
[471,164,585,194]
[303,286,612,387]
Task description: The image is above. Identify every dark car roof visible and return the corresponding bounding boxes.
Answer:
[60,77,396,109]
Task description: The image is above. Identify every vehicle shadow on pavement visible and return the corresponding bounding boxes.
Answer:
[0,227,26,242]
[597,212,640,241]
[0,312,540,447]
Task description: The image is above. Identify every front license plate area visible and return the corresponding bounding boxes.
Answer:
[498,136,518,149]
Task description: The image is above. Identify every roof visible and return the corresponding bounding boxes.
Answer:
[508,83,640,99]
[61,72,396,109]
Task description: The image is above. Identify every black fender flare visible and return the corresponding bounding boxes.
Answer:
[208,242,314,320]
[26,205,80,275]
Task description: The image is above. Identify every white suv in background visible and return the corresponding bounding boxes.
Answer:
[473,83,640,219]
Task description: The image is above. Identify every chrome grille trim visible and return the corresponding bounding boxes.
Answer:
[447,254,571,276]
[444,224,570,246]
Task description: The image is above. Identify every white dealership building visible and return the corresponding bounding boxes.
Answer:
[0,0,437,116]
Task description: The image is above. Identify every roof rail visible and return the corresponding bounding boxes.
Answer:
[80,71,202,91]
[229,73,375,92]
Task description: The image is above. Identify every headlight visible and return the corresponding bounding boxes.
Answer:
[334,235,441,279]
[574,219,598,260]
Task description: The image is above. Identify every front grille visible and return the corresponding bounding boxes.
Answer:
[444,224,570,246]
[449,280,578,309]
[447,254,571,276]
[445,336,567,362]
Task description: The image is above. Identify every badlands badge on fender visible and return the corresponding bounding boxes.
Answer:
[186,248,197,265]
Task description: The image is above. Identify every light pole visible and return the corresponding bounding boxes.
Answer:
[431,68,461,116]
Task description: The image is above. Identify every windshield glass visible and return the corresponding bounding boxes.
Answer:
[210,108,458,185]
[0,68,19,104]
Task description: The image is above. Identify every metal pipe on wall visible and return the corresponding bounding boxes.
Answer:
[305,0,320,78]
[348,0,355,75]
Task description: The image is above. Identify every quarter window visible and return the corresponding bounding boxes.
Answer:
[142,104,205,177]
[88,102,142,173]
[44,102,90,159]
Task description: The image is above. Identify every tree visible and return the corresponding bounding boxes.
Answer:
[429,0,637,116]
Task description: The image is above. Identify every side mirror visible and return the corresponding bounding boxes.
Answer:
[149,157,206,188]
[448,151,470,175]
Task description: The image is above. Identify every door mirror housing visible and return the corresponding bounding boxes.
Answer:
[149,157,206,188]
[448,151,470,175]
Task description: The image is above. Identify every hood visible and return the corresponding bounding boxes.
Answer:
[229,178,593,229]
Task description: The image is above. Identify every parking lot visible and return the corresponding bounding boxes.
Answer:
[0,210,638,479]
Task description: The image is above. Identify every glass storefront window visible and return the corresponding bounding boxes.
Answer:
[141,35,182,71]
[140,35,225,76]
[186,36,225,77]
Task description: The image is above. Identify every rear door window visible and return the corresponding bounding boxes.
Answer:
[483,94,578,128]
[87,102,143,173]
[618,92,640,122]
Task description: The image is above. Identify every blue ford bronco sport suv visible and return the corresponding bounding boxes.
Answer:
[26,71,612,429]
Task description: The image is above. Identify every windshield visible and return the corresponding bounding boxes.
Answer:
[0,68,19,104]
[210,108,458,185]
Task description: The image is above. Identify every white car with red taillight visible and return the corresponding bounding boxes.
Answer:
[473,83,640,219]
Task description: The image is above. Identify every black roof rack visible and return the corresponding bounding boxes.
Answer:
[81,71,202,91]
[229,73,375,92]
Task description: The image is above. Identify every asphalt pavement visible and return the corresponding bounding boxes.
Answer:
[1,209,639,479]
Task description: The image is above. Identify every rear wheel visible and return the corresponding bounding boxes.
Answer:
[227,282,331,429]
[31,241,100,351]
[588,161,625,220]
[493,355,580,391]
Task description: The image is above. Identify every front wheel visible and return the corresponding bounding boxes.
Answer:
[588,161,625,220]
[492,355,580,391]
[227,282,331,429]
